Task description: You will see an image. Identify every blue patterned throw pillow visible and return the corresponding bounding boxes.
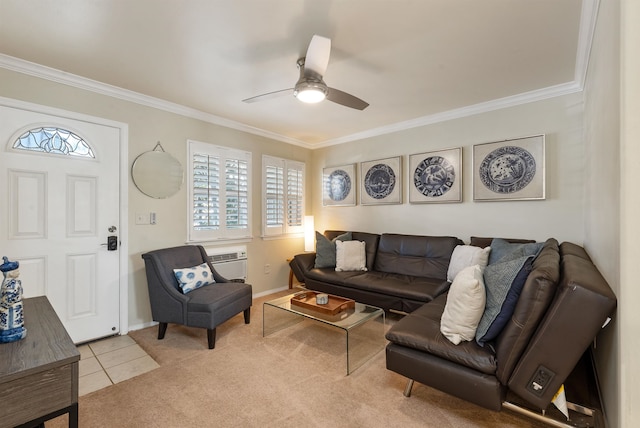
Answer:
[173,263,215,293]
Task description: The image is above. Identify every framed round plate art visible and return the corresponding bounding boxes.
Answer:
[409,147,462,203]
[360,156,402,205]
[473,135,545,201]
[322,163,356,206]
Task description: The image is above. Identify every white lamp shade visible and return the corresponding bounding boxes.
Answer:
[304,216,315,252]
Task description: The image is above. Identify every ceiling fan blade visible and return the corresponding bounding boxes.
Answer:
[304,35,331,77]
[242,88,293,103]
[326,87,369,110]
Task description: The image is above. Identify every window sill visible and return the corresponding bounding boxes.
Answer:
[186,236,253,246]
[261,232,304,241]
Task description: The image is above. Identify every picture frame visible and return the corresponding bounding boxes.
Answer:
[359,156,402,205]
[473,135,545,201]
[322,163,356,206]
[409,147,462,203]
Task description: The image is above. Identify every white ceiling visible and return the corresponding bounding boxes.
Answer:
[0,0,593,148]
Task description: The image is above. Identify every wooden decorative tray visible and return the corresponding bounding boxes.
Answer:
[290,291,355,315]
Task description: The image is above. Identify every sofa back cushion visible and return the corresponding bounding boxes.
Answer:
[324,230,380,271]
[470,236,536,249]
[373,234,462,279]
[493,238,560,385]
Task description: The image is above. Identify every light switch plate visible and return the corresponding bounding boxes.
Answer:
[135,213,149,225]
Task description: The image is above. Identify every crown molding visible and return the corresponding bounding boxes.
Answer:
[575,0,600,88]
[0,53,311,148]
[316,81,583,148]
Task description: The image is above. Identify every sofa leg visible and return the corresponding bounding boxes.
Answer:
[158,322,168,340]
[244,307,251,324]
[404,379,414,397]
[207,328,216,349]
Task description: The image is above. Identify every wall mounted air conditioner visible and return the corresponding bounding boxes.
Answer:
[206,245,248,281]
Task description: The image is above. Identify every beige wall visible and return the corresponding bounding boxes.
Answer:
[0,68,313,329]
[312,93,585,245]
[620,0,640,426]
[582,0,621,426]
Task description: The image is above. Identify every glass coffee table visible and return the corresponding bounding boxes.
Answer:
[263,292,385,375]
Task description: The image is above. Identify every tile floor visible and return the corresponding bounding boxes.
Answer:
[77,334,159,396]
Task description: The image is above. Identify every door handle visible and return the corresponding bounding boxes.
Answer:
[101,236,118,251]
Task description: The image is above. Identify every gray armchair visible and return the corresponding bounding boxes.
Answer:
[141,245,252,349]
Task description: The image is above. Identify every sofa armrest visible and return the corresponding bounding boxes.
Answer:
[289,252,316,282]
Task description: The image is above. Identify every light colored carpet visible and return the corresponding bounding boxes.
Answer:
[48,291,548,427]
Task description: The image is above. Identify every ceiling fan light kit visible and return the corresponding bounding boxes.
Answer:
[294,77,328,104]
[242,35,369,110]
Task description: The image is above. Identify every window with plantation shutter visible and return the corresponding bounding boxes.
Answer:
[188,140,251,242]
[262,155,305,237]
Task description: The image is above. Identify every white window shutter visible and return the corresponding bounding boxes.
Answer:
[188,140,251,242]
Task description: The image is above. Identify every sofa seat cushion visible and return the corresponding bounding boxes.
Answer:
[345,271,450,303]
[186,282,252,328]
[305,268,368,286]
[385,294,497,375]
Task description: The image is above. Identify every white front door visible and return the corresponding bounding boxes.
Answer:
[0,101,124,343]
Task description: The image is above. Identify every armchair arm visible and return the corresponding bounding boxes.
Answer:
[196,246,234,283]
[141,252,188,324]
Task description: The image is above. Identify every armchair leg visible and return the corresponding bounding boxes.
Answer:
[244,307,251,324]
[158,322,168,340]
[207,328,216,349]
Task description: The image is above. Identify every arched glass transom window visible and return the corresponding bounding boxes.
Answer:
[12,127,95,158]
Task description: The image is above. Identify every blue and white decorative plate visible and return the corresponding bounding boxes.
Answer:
[479,146,536,194]
[364,163,396,199]
[413,156,455,197]
[326,169,352,201]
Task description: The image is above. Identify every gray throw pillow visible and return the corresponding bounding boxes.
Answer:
[475,239,544,346]
[314,231,352,268]
[488,238,544,265]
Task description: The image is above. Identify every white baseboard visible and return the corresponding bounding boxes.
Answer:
[253,285,289,298]
[128,320,158,332]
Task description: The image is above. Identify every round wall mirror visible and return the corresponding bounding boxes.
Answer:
[132,150,184,198]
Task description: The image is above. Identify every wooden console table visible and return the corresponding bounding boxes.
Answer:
[0,296,80,428]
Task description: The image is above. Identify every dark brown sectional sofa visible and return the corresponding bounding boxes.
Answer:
[290,231,463,313]
[289,230,617,424]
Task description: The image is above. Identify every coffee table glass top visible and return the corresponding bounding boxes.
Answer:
[263,292,385,374]
[263,292,383,333]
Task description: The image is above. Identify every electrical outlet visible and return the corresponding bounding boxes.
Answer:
[526,365,555,396]
[264,264,271,274]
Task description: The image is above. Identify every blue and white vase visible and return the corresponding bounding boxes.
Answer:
[0,256,27,343]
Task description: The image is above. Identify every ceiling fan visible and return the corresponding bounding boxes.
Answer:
[242,35,369,110]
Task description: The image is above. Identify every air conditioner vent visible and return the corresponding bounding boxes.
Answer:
[210,252,241,263]
[205,246,248,281]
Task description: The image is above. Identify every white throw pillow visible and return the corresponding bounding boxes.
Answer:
[335,240,367,272]
[173,262,215,293]
[446,245,491,282]
[440,264,486,345]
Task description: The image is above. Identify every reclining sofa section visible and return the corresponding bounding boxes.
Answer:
[385,240,617,415]
[291,231,463,313]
